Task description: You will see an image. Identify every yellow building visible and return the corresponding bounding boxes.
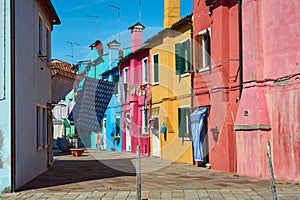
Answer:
[147,0,193,164]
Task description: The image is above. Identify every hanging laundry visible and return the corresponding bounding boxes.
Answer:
[72,77,117,132]
[190,107,208,162]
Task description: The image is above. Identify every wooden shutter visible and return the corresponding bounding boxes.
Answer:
[178,108,185,137]
[185,39,191,72]
[175,43,183,75]
[153,54,159,83]
[206,30,211,68]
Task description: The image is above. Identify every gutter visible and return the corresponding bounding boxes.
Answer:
[44,0,61,25]
[188,19,194,111]
[10,0,16,192]
[238,0,243,97]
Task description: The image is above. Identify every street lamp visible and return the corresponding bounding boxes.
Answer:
[108,4,121,43]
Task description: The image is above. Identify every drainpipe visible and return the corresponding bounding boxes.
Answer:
[238,0,243,98]
[10,0,16,192]
[188,18,194,110]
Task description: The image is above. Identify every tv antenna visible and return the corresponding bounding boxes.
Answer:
[108,4,121,43]
[87,15,99,39]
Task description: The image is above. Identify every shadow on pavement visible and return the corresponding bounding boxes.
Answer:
[17,152,136,191]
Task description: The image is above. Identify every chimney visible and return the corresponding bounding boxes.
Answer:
[128,22,145,53]
[89,40,103,57]
[107,39,121,64]
[163,0,180,28]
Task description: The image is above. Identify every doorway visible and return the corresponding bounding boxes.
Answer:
[125,113,131,152]
[152,116,161,157]
[191,106,209,167]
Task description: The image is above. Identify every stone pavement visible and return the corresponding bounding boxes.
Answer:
[1,149,300,199]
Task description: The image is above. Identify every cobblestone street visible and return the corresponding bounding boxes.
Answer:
[1,149,300,199]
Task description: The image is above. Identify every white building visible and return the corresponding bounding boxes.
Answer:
[0,0,60,192]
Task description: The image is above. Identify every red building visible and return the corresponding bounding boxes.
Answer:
[119,22,151,156]
[193,0,240,172]
[235,0,300,181]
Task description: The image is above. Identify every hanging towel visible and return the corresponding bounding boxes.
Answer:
[191,107,208,161]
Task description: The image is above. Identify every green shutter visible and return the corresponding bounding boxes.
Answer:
[186,108,191,138]
[185,39,191,72]
[178,108,185,137]
[154,54,159,83]
[175,43,184,75]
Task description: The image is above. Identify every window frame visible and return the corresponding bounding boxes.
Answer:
[142,107,149,135]
[123,67,128,84]
[196,28,211,72]
[42,106,48,148]
[142,57,148,85]
[46,26,51,62]
[36,104,43,150]
[38,16,44,56]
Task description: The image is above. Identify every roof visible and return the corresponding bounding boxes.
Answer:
[89,40,102,48]
[128,22,145,30]
[51,59,74,76]
[144,13,193,44]
[107,39,121,47]
[42,0,61,25]
[118,46,150,66]
[170,13,193,30]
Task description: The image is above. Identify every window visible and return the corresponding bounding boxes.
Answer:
[142,57,148,84]
[152,117,159,137]
[175,39,191,75]
[195,29,211,71]
[113,73,119,95]
[152,54,159,84]
[116,117,121,136]
[142,108,148,135]
[42,107,47,147]
[36,106,42,148]
[123,67,128,84]
[178,107,191,138]
[38,17,43,55]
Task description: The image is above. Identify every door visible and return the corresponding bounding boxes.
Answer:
[152,117,161,157]
[125,113,131,151]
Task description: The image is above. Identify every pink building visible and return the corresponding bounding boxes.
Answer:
[193,0,240,172]
[235,0,300,181]
[119,22,151,156]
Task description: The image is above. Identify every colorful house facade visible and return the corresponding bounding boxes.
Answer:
[102,40,123,152]
[120,22,151,156]
[146,0,194,164]
[235,0,300,181]
[0,0,60,192]
[192,0,240,172]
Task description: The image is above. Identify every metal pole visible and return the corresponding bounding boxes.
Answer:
[136,145,141,200]
[108,5,121,43]
[266,141,278,200]
[87,15,99,39]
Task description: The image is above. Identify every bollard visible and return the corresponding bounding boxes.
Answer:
[266,141,277,200]
[136,145,141,200]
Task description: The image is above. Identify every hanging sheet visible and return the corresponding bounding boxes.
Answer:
[72,77,117,132]
[191,107,208,161]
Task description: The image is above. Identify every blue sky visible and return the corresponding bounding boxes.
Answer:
[51,0,193,65]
